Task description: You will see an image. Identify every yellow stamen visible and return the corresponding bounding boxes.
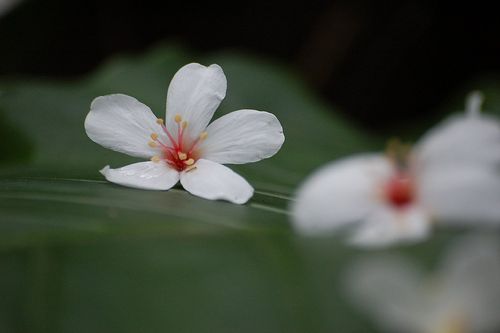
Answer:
[184,158,195,166]
[150,156,161,163]
[386,138,410,156]
[181,121,188,129]
[385,138,411,169]
[199,131,208,140]
[156,118,164,125]
[150,133,158,140]
[174,114,182,123]
[177,151,187,160]
[148,141,158,148]
[185,165,197,172]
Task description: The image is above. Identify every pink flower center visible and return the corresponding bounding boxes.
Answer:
[385,171,414,208]
[149,115,207,172]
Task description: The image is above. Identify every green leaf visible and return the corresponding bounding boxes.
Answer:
[0,178,290,249]
[0,176,456,333]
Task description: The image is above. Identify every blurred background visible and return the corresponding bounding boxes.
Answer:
[1,1,500,333]
[2,0,500,130]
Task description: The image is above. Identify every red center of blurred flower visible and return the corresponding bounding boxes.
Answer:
[385,172,414,208]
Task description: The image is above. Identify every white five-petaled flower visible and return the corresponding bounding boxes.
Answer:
[291,92,500,247]
[84,63,284,204]
[345,235,500,333]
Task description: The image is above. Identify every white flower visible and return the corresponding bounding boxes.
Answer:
[291,92,500,247]
[345,235,500,333]
[84,63,284,204]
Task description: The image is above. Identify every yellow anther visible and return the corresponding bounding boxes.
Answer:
[151,156,161,163]
[184,158,195,166]
[177,151,187,160]
[199,131,208,140]
[150,133,158,140]
[174,114,182,123]
[148,141,158,148]
[181,121,188,129]
[185,165,197,172]
[156,118,164,125]
[386,138,411,169]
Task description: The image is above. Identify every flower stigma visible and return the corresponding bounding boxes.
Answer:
[149,114,208,171]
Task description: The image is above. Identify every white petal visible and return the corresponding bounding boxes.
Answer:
[165,63,226,141]
[349,205,431,248]
[199,109,284,164]
[179,159,253,204]
[100,161,179,190]
[439,235,500,332]
[419,165,500,225]
[291,154,393,235]
[85,94,163,158]
[345,256,427,332]
[414,112,500,169]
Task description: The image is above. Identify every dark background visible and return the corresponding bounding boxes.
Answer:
[1,0,499,130]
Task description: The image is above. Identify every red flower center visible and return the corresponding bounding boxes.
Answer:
[149,115,207,172]
[385,172,414,208]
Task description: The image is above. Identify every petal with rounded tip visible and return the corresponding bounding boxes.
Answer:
[85,94,163,158]
[165,63,226,141]
[200,109,284,164]
[291,154,393,235]
[414,113,500,170]
[100,161,179,190]
[180,159,253,204]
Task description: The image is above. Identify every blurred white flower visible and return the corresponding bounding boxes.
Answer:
[345,235,500,333]
[291,92,500,247]
[85,63,284,204]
